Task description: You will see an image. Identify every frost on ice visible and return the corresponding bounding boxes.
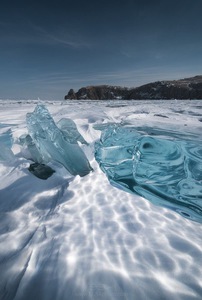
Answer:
[95,124,202,223]
[25,105,92,177]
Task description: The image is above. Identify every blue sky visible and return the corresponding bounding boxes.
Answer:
[0,0,202,99]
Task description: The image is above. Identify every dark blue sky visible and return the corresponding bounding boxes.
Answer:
[1,0,202,99]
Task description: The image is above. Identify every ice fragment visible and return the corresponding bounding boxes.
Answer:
[26,105,92,176]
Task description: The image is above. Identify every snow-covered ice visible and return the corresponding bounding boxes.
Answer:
[0,99,202,300]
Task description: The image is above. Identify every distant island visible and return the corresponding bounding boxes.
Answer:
[64,75,202,100]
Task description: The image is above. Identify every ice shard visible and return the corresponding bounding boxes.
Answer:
[95,124,202,223]
[19,134,46,163]
[57,118,88,145]
[26,105,92,176]
[0,143,15,161]
[0,128,13,148]
[0,129,15,161]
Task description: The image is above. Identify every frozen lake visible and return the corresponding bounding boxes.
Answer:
[0,99,202,300]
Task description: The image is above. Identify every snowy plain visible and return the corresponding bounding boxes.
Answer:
[0,99,202,300]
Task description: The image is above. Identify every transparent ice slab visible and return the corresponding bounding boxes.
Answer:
[57,118,88,145]
[95,124,202,223]
[0,128,13,148]
[0,128,15,161]
[26,105,92,176]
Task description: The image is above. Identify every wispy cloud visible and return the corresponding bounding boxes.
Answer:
[30,23,91,48]
[0,21,91,49]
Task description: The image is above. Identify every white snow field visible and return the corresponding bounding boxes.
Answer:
[0,99,202,300]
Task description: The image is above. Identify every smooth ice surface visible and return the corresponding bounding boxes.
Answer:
[95,124,202,222]
[19,134,45,163]
[57,118,88,145]
[0,99,202,300]
[26,105,92,176]
[0,128,15,161]
[0,128,13,148]
[0,142,15,161]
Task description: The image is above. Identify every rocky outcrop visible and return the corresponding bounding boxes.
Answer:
[64,85,130,100]
[66,88,77,100]
[64,76,202,100]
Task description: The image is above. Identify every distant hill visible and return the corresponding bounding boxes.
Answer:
[65,85,129,100]
[64,75,202,100]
